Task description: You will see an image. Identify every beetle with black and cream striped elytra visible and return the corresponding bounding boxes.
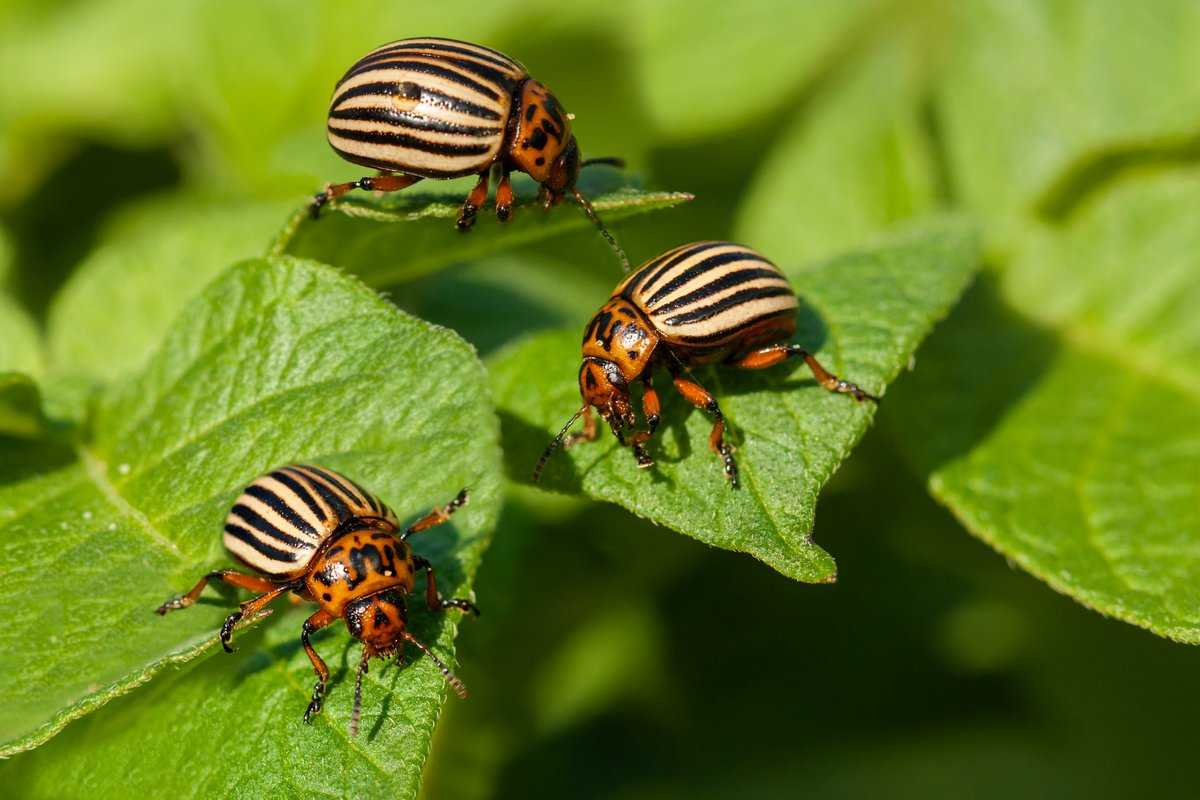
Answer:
[533,241,880,487]
[310,36,630,269]
[155,464,476,736]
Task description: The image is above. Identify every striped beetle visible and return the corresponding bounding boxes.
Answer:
[311,37,629,269]
[534,242,879,487]
[156,464,476,736]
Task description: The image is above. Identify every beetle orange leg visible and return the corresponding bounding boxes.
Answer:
[413,556,480,616]
[155,569,282,616]
[402,489,470,539]
[627,376,660,468]
[671,373,738,488]
[218,582,295,654]
[302,608,338,723]
[457,170,492,231]
[494,167,515,222]
[729,345,879,402]
[309,173,422,217]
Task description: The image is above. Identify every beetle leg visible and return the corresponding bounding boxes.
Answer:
[671,372,738,488]
[218,582,294,654]
[413,556,480,616]
[494,167,515,222]
[729,345,879,402]
[562,405,597,449]
[627,375,660,469]
[155,569,281,616]
[302,608,338,723]
[309,173,422,218]
[402,488,470,539]
[456,170,492,231]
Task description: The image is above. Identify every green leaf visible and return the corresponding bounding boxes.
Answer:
[490,223,979,581]
[275,172,693,288]
[2,600,476,798]
[0,226,46,437]
[935,0,1200,224]
[46,195,294,382]
[0,373,44,439]
[888,171,1200,641]
[0,256,501,763]
[629,0,877,140]
[735,40,940,264]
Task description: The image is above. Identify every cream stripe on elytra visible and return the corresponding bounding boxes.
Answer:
[620,242,797,348]
[221,465,397,577]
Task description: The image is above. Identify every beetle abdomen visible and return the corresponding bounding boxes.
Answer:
[223,465,397,576]
[326,37,526,178]
[616,242,798,350]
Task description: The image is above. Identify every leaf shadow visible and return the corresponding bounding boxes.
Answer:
[882,275,1062,476]
[499,410,585,492]
[389,273,577,359]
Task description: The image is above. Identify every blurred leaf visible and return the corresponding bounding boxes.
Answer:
[277,172,693,287]
[629,0,877,141]
[0,257,501,760]
[889,171,1200,642]
[0,226,45,436]
[46,196,293,382]
[491,223,978,581]
[0,373,44,439]
[935,0,1200,225]
[735,40,940,263]
[531,601,665,735]
[0,0,182,202]
[0,293,40,377]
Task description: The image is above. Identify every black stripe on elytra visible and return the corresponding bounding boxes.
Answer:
[341,59,501,100]
[664,286,793,327]
[646,251,767,307]
[338,473,382,514]
[229,504,312,549]
[224,523,300,563]
[329,125,493,156]
[651,267,788,315]
[271,470,329,525]
[328,106,501,137]
[331,82,503,122]
[353,52,517,91]
[439,56,520,89]
[245,484,318,538]
[301,469,354,522]
[304,466,370,511]
[366,40,520,73]
[629,242,715,297]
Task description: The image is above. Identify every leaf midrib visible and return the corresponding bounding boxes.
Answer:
[76,442,183,559]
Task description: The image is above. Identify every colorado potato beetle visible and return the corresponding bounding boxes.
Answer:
[311,36,629,269]
[156,464,476,736]
[534,242,879,487]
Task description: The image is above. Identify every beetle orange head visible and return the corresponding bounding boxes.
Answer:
[579,358,635,431]
[343,589,466,736]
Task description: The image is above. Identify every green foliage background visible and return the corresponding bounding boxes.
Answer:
[1,1,1198,798]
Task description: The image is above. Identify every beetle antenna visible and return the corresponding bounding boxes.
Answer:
[403,631,468,699]
[571,188,630,272]
[580,156,625,169]
[533,405,586,483]
[349,646,371,737]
